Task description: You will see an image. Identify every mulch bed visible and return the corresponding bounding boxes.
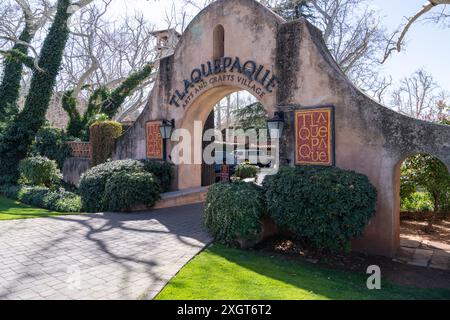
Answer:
[254,235,450,289]
[400,218,450,245]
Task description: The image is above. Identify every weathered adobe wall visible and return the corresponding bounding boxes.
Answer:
[62,157,91,186]
[276,19,450,256]
[113,0,450,257]
[114,0,284,162]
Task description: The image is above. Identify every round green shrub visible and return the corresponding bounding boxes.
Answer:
[79,159,144,212]
[104,171,160,212]
[141,160,173,192]
[18,156,62,187]
[263,166,377,252]
[32,125,70,168]
[234,164,258,179]
[204,181,266,246]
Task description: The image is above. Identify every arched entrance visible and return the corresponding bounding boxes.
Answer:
[176,85,274,190]
[113,0,450,257]
[394,153,450,269]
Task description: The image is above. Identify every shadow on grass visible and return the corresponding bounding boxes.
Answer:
[159,244,450,300]
[0,196,79,220]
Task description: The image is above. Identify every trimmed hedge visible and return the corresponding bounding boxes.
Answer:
[18,156,62,188]
[0,184,82,212]
[204,181,266,246]
[263,166,377,252]
[142,160,173,192]
[234,164,258,179]
[89,120,123,167]
[79,159,172,212]
[104,171,160,212]
[79,159,144,212]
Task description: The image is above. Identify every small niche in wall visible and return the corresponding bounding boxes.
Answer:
[213,24,225,59]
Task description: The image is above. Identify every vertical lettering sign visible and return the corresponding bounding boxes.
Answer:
[295,107,335,166]
[220,164,230,182]
[146,121,164,160]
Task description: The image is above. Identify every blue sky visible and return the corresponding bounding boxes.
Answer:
[371,0,450,91]
[109,0,450,91]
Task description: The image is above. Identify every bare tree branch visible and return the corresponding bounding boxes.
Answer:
[382,0,450,63]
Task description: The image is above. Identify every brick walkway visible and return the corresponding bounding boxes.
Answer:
[0,204,211,300]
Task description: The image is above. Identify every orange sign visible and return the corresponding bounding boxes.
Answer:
[146,121,164,159]
[220,164,230,182]
[295,107,334,166]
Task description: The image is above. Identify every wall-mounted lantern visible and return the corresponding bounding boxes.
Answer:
[160,119,175,140]
[267,111,285,139]
[160,119,175,161]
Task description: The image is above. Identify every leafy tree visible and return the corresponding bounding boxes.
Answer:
[271,0,315,20]
[31,125,70,169]
[401,154,450,230]
[233,102,267,131]
[63,63,153,140]
[439,102,450,125]
[0,0,73,184]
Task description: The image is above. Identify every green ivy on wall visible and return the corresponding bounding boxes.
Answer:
[0,25,32,123]
[89,120,123,167]
[63,63,153,140]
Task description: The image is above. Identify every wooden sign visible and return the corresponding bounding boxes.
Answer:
[220,164,230,182]
[295,107,334,166]
[146,121,164,159]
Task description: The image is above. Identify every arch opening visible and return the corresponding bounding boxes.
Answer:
[176,85,276,190]
[394,153,450,268]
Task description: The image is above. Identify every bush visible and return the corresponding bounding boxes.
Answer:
[79,159,173,212]
[204,181,266,246]
[141,160,173,192]
[263,166,377,252]
[234,164,258,179]
[89,120,122,166]
[0,184,82,212]
[31,125,70,168]
[104,171,160,212]
[401,191,434,212]
[18,156,62,188]
[79,159,144,212]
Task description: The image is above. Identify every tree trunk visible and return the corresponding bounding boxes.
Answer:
[0,0,72,184]
[426,193,439,233]
[0,25,32,122]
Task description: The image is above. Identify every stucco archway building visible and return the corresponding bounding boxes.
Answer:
[113,0,450,257]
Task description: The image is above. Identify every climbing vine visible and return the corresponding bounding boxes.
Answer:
[101,63,153,118]
[0,0,72,184]
[0,25,32,124]
[63,63,153,140]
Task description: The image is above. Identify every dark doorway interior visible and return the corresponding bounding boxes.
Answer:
[202,110,216,186]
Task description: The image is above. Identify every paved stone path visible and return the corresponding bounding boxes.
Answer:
[0,204,211,300]
[394,236,450,270]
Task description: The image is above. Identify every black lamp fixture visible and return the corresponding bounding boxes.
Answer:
[267,111,285,139]
[159,119,175,140]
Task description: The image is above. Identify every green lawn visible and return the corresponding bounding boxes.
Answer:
[156,244,450,300]
[0,196,78,220]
